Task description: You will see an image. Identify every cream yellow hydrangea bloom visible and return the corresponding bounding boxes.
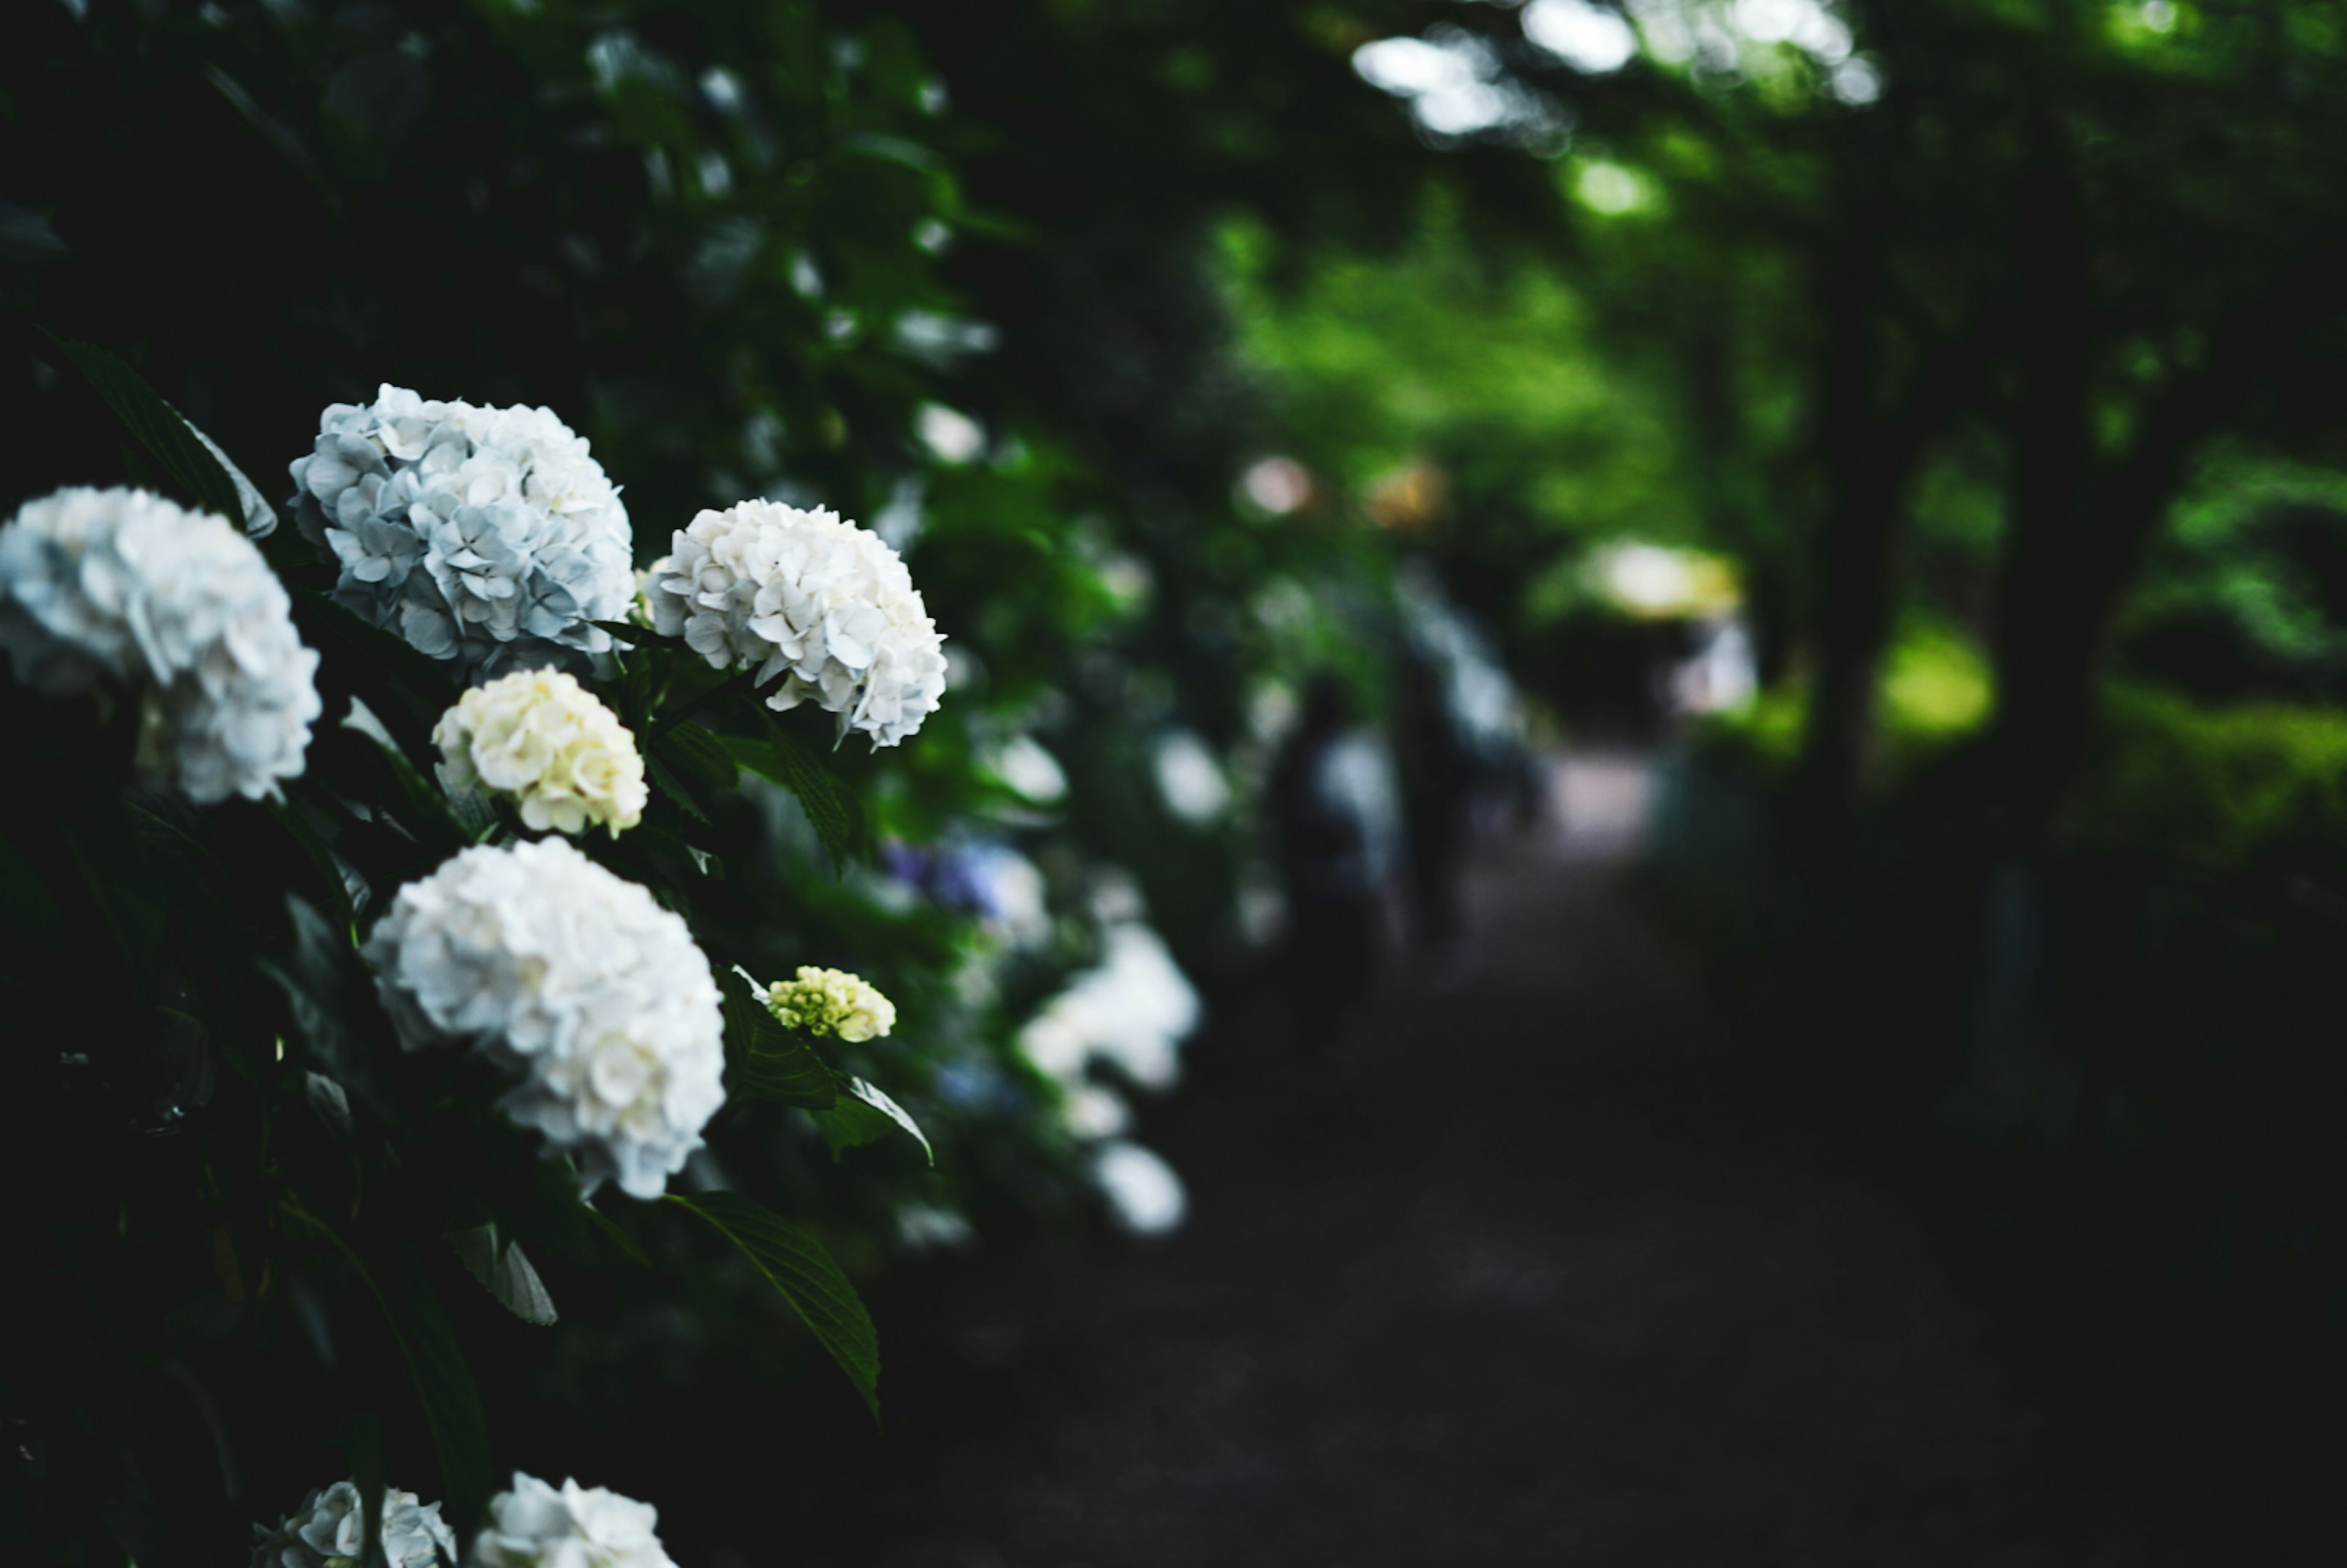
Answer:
[761,965,896,1042]
[434,668,648,837]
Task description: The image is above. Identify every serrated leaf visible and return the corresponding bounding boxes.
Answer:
[722,973,837,1109]
[721,721,867,874]
[655,724,740,792]
[46,333,248,526]
[645,753,711,823]
[840,1076,933,1165]
[808,1094,898,1160]
[183,416,281,537]
[447,1223,557,1327]
[668,1191,880,1422]
[588,618,655,646]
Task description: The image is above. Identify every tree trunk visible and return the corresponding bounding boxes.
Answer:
[1791,222,1894,832]
[1983,161,2096,843]
[1985,216,2333,846]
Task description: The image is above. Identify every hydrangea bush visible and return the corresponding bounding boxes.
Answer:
[0,4,1367,1562]
[0,334,1251,1565]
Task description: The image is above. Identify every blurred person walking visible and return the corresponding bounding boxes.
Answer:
[1268,672,1397,1054]
[1396,642,1479,970]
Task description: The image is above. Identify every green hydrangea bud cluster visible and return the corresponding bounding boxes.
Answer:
[763,965,896,1042]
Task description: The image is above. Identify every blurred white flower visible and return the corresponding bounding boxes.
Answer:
[251,1479,455,1568]
[916,402,985,464]
[1237,455,1312,516]
[988,733,1067,804]
[1522,0,1640,72]
[364,839,725,1200]
[1061,1083,1131,1140]
[1090,1139,1188,1236]
[756,964,895,1042]
[968,842,1051,948]
[0,486,320,802]
[1016,923,1200,1094]
[287,386,633,674]
[1152,729,1230,826]
[1016,1012,1090,1081]
[642,499,947,747]
[471,1473,675,1568]
[895,1201,975,1251]
[435,669,647,837]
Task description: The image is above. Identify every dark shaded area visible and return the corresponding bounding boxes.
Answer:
[1643,741,2347,1564]
[623,758,2183,1566]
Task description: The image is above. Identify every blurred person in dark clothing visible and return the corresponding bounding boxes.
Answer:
[1397,642,1478,965]
[1268,672,1397,1054]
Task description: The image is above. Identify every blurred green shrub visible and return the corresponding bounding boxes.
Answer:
[2069,684,2347,874]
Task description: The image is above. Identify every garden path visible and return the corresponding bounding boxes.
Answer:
[772,752,2185,1568]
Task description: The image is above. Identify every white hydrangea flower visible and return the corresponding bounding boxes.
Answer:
[287,386,633,674]
[756,964,895,1042]
[0,486,320,802]
[435,669,647,837]
[251,1479,456,1568]
[471,1473,677,1568]
[364,838,725,1200]
[642,499,946,746]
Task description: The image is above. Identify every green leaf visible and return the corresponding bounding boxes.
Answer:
[579,1198,653,1269]
[723,974,838,1109]
[45,333,255,529]
[0,830,67,957]
[287,1211,494,1529]
[336,1410,389,1568]
[721,720,867,874]
[288,586,458,722]
[342,697,476,851]
[61,818,167,972]
[808,1091,905,1162]
[668,1191,880,1422]
[263,893,403,1127]
[645,753,712,824]
[372,1261,495,1528]
[839,1076,933,1165]
[266,796,358,939]
[655,723,740,792]
[447,1223,557,1327]
[589,618,655,647]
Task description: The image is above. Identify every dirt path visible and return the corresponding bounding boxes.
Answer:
[779,754,2184,1567]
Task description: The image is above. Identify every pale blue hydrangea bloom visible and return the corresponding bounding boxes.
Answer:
[289,386,634,676]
